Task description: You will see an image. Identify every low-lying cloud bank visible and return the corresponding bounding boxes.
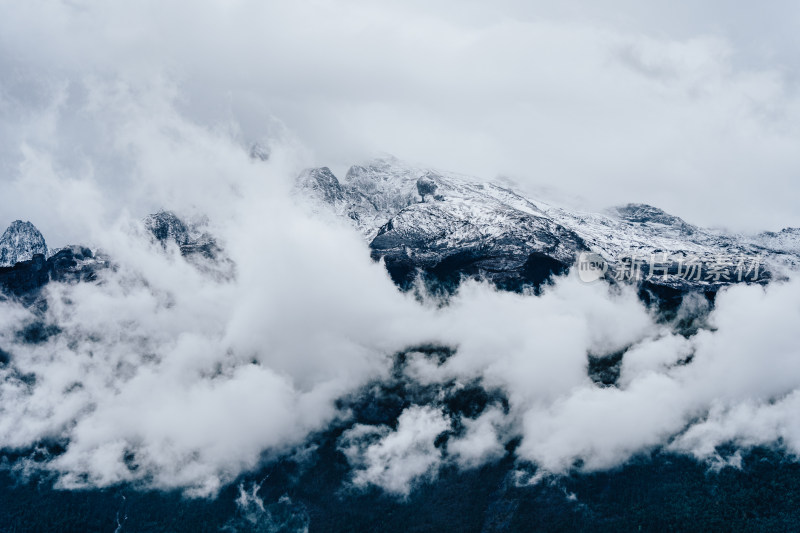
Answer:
[0,86,798,499]
[333,276,800,496]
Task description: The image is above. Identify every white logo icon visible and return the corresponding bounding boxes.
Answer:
[577,252,608,282]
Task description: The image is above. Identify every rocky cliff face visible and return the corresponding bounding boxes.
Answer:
[0,221,48,268]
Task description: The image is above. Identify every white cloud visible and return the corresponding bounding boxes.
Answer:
[448,407,507,469]
[339,405,451,496]
[0,97,442,495]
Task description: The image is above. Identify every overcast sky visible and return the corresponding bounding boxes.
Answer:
[2,0,800,241]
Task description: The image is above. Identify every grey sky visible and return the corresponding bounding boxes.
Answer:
[2,0,800,244]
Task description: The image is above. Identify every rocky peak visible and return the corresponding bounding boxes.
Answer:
[249,142,271,162]
[297,167,345,204]
[416,173,440,202]
[143,211,234,278]
[144,211,191,247]
[0,220,48,267]
[613,204,695,233]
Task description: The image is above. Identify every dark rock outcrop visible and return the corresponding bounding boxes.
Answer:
[0,247,103,301]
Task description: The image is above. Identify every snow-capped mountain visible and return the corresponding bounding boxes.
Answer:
[2,161,798,300]
[144,210,225,259]
[144,211,235,279]
[297,157,800,291]
[144,211,194,247]
[0,220,108,301]
[0,221,48,268]
[0,213,233,300]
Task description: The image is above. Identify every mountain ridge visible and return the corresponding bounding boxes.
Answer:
[1,159,798,300]
[296,157,799,292]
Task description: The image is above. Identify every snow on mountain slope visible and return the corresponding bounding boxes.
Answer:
[747,228,800,255]
[296,157,800,291]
